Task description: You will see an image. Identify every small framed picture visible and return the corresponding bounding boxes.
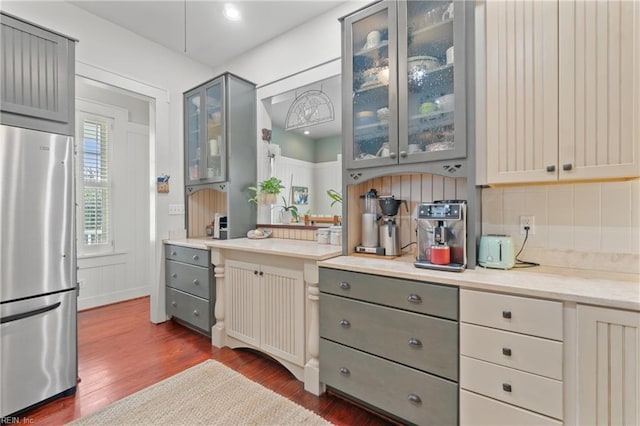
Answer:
[292,186,309,205]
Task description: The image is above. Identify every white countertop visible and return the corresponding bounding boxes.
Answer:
[318,255,640,312]
[164,237,342,261]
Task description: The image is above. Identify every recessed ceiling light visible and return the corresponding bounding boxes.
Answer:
[303,130,310,135]
[223,3,241,21]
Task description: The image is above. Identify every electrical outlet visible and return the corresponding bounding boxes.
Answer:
[168,204,185,215]
[519,215,535,235]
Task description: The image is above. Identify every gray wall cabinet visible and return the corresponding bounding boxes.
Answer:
[0,12,76,136]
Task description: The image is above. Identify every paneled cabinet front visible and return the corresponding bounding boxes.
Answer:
[0,12,76,136]
[342,0,471,179]
[165,244,215,336]
[319,268,459,425]
[225,259,305,366]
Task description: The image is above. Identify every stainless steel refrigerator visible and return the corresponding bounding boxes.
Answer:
[0,124,77,417]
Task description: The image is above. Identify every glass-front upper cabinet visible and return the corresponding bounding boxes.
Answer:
[398,0,465,162]
[342,0,468,171]
[343,1,398,169]
[184,77,227,185]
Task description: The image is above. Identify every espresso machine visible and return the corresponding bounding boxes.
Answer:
[378,195,408,256]
[415,200,467,272]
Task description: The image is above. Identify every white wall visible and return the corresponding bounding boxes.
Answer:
[2,0,214,322]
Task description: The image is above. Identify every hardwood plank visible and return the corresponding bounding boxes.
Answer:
[21,297,392,426]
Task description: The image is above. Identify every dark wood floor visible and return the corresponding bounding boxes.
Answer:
[23,296,392,425]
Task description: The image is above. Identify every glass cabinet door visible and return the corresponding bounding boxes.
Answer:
[344,1,398,169]
[185,90,202,185]
[398,0,465,162]
[204,79,226,182]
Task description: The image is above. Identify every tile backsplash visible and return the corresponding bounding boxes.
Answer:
[483,180,640,273]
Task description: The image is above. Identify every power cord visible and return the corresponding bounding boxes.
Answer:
[401,241,416,250]
[513,226,540,268]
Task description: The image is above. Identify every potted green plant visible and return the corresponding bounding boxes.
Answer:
[248,177,285,205]
[326,189,342,206]
[279,196,299,223]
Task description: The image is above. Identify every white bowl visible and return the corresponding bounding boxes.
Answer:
[435,93,455,112]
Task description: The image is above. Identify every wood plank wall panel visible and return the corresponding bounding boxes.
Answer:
[558,0,640,180]
[347,174,467,254]
[187,189,227,237]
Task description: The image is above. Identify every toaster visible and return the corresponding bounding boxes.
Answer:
[478,235,515,269]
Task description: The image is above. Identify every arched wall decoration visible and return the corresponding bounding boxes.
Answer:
[284,89,335,131]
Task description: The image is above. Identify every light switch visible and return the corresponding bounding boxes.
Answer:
[168,204,185,215]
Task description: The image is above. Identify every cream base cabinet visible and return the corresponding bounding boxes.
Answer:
[225,259,305,366]
[481,0,639,185]
[576,305,640,426]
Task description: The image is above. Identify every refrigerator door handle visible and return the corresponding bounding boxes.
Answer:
[0,301,61,324]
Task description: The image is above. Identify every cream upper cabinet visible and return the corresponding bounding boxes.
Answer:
[482,0,639,185]
[576,305,640,426]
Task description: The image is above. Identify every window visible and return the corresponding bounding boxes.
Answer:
[77,115,113,254]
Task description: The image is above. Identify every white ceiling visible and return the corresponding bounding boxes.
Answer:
[71,0,345,139]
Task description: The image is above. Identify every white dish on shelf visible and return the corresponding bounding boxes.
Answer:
[247,229,272,239]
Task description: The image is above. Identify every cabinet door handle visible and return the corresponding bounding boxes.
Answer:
[339,367,350,376]
[399,151,407,158]
[408,338,423,347]
[339,319,351,328]
[502,383,512,392]
[562,163,573,171]
[193,310,199,317]
[171,301,177,307]
[171,273,177,279]
[407,294,422,304]
[502,310,512,319]
[502,347,512,356]
[259,271,264,276]
[546,165,556,172]
[192,255,200,261]
[171,251,177,256]
[407,393,422,404]
[193,279,200,285]
[389,152,397,159]
[254,270,259,275]
[338,281,350,290]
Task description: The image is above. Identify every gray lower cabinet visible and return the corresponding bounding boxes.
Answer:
[0,12,76,136]
[165,244,215,336]
[319,268,459,425]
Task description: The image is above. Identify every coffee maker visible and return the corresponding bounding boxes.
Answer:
[378,195,408,256]
[355,189,385,255]
[415,200,467,272]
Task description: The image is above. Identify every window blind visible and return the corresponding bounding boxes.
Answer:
[81,118,111,247]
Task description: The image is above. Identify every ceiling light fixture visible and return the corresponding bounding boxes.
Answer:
[304,130,310,135]
[223,3,241,21]
[285,88,335,131]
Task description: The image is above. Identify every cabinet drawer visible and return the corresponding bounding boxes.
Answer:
[460,356,563,420]
[166,260,210,300]
[461,323,563,380]
[320,268,458,320]
[460,390,562,426]
[320,293,458,380]
[166,287,211,333]
[460,289,563,340]
[165,244,209,268]
[320,338,458,426]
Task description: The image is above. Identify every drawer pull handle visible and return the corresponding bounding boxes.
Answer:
[407,393,422,404]
[408,338,423,347]
[171,301,177,307]
[193,255,199,261]
[502,310,512,319]
[503,383,512,392]
[407,294,422,304]
[338,281,350,290]
[171,251,177,256]
[339,367,350,376]
[502,347,512,356]
[193,310,199,317]
[193,279,200,285]
[171,273,177,279]
[339,319,351,328]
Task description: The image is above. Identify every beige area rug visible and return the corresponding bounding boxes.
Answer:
[69,359,332,425]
